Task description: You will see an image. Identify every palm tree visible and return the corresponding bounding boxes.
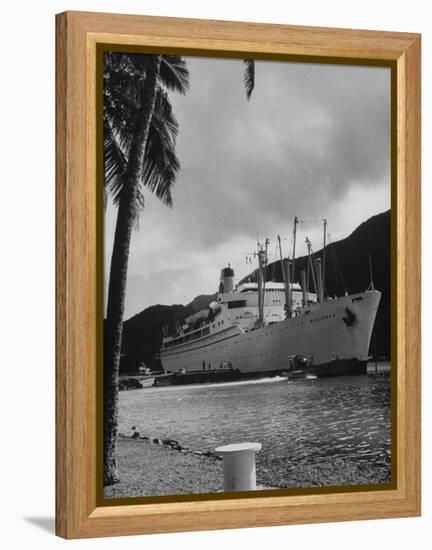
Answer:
[103,53,255,486]
[103,52,189,485]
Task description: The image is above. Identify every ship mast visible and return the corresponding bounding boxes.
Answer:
[257,239,269,327]
[300,269,308,306]
[322,218,327,299]
[277,235,292,317]
[305,237,318,296]
[292,216,298,284]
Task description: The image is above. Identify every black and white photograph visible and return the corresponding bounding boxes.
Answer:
[103,51,392,499]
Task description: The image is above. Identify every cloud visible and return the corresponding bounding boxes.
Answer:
[104,56,391,318]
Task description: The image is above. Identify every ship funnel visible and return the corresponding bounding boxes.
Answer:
[219,264,235,294]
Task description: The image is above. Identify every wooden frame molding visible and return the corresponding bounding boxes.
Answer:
[56,11,421,539]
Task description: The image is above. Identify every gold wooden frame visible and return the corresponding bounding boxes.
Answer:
[56,11,421,539]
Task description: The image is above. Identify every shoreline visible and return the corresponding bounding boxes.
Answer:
[118,361,391,391]
[104,436,224,498]
[104,435,391,499]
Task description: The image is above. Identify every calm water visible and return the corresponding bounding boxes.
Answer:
[118,370,391,485]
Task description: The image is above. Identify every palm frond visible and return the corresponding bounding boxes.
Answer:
[243,59,255,100]
[104,117,128,205]
[159,56,190,95]
[104,52,184,213]
[104,62,137,160]
[104,99,135,159]
[104,87,180,210]
[140,87,181,207]
[127,53,151,74]
[105,120,146,212]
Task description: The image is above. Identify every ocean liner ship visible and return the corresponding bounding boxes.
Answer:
[160,221,381,379]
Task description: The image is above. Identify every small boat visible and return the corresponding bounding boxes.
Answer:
[139,376,155,388]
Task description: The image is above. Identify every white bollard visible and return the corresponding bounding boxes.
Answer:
[214,442,262,492]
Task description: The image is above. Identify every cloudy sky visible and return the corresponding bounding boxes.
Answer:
[104,56,391,319]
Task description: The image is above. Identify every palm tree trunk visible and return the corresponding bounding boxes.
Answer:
[104,55,162,486]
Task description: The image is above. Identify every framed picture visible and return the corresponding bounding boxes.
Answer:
[56,11,421,539]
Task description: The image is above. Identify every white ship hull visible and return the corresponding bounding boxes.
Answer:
[160,290,381,376]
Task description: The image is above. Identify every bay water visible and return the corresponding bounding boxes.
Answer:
[118,369,391,487]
